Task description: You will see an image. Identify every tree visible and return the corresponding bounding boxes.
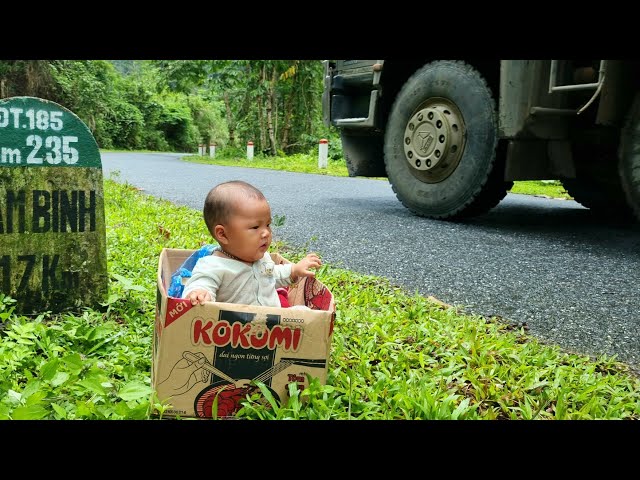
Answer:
[0,61,56,99]
[0,59,326,156]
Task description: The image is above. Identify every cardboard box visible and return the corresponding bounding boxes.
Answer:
[152,248,335,419]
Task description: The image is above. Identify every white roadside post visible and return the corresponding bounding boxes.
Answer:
[198,143,205,156]
[247,141,254,160]
[318,138,328,169]
[209,143,216,158]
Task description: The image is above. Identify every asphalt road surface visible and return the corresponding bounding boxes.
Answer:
[101,152,640,374]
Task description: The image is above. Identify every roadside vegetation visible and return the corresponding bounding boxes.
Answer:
[0,60,330,156]
[510,180,573,200]
[1,176,637,420]
[183,151,574,200]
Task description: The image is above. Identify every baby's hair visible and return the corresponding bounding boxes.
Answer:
[203,180,267,237]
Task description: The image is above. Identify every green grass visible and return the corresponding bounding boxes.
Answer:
[183,153,574,200]
[1,175,637,420]
[186,153,351,178]
[509,180,573,200]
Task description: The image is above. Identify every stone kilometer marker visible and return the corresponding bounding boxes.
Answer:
[0,96,107,314]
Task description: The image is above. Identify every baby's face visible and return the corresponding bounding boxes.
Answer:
[223,198,273,262]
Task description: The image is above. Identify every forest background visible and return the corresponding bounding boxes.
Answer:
[0,60,335,158]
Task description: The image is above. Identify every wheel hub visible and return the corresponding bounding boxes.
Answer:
[402,98,465,182]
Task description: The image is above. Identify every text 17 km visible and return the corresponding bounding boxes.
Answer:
[0,254,79,294]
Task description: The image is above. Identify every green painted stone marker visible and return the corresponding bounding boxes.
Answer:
[0,96,108,314]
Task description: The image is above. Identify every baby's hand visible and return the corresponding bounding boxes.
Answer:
[185,289,212,306]
[291,253,322,281]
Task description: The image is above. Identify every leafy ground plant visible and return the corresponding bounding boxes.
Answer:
[1,178,637,420]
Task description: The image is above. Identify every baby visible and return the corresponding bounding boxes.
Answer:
[181,180,321,307]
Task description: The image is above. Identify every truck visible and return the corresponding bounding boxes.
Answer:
[322,60,640,222]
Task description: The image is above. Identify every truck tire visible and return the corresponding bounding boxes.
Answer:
[562,133,632,219]
[561,176,632,219]
[619,94,640,223]
[340,131,386,177]
[383,60,510,219]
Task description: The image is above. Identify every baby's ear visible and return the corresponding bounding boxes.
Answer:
[214,224,228,244]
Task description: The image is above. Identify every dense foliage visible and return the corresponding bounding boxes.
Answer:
[0,60,334,155]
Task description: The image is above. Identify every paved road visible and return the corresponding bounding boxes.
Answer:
[101,152,640,374]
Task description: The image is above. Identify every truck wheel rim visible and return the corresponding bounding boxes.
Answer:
[402,97,466,183]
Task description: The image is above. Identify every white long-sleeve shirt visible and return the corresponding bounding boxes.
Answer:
[181,252,293,307]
